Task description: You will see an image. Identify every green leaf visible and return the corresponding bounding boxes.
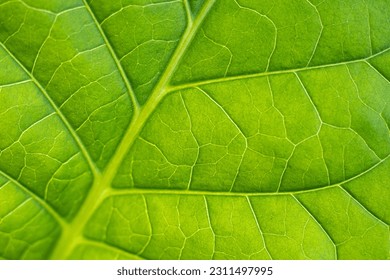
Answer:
[0,0,389,260]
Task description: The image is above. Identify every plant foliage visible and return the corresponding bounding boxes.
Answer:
[0,0,389,259]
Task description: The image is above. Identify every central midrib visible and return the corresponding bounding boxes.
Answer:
[49,0,216,259]
[48,0,390,259]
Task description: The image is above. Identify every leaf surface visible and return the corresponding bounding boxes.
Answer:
[0,0,389,260]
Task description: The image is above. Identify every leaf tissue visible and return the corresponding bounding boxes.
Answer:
[0,0,389,260]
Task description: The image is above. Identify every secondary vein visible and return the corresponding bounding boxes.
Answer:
[167,46,390,92]
[81,0,140,113]
[50,0,217,259]
[0,42,97,176]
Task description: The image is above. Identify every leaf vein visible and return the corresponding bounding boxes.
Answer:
[291,194,338,259]
[0,170,67,228]
[81,0,140,111]
[0,42,97,175]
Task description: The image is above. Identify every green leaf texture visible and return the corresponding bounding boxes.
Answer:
[0,0,389,260]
